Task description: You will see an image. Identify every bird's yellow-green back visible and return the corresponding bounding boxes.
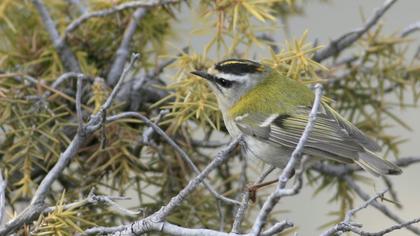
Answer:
[228,70,314,118]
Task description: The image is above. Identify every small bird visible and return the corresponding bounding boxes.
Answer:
[192,59,402,176]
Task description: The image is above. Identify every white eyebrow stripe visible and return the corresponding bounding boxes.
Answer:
[259,114,279,127]
[217,72,246,82]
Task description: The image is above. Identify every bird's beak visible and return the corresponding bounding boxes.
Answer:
[191,71,214,82]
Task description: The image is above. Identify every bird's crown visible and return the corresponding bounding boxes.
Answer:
[213,59,265,75]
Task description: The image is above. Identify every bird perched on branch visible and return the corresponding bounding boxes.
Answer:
[192,59,402,176]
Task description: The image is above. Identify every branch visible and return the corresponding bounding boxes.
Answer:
[32,0,81,72]
[231,166,276,233]
[313,0,398,62]
[344,189,388,224]
[344,176,420,235]
[86,219,290,236]
[321,189,420,236]
[106,112,241,206]
[44,190,139,216]
[107,8,147,86]
[0,54,139,236]
[402,21,420,37]
[63,0,178,37]
[76,74,84,129]
[0,172,6,225]
[250,84,323,235]
[85,136,242,235]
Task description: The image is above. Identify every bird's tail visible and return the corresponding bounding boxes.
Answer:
[355,150,402,176]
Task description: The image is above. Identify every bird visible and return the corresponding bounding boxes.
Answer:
[191,58,402,176]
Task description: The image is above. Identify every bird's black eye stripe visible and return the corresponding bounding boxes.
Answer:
[216,78,233,88]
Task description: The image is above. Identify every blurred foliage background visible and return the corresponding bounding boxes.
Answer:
[0,0,419,235]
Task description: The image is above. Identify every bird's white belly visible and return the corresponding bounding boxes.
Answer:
[224,115,291,168]
[243,136,291,168]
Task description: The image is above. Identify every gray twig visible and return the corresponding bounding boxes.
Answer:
[344,176,420,235]
[344,189,388,224]
[261,220,294,236]
[313,0,397,62]
[402,21,420,37]
[85,136,242,235]
[107,112,241,206]
[231,166,276,233]
[250,84,323,236]
[32,0,81,72]
[107,8,147,86]
[321,189,420,236]
[64,0,178,38]
[44,190,138,216]
[76,74,84,130]
[86,219,291,236]
[0,172,6,225]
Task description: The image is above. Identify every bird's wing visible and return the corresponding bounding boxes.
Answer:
[322,102,381,151]
[233,104,377,162]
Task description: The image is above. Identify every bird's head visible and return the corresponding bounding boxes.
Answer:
[191,59,269,110]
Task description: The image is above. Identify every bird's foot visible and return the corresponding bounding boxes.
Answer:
[247,179,278,202]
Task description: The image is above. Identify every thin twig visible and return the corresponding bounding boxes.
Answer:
[44,191,137,216]
[106,112,241,206]
[250,84,323,235]
[76,74,84,130]
[344,176,420,235]
[32,0,81,72]
[261,220,294,236]
[344,189,388,224]
[0,172,6,225]
[63,0,178,38]
[107,8,147,86]
[321,190,420,236]
[85,136,242,235]
[231,166,276,233]
[402,21,420,37]
[313,0,398,62]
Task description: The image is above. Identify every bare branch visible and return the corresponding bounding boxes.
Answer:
[107,8,147,86]
[32,0,81,72]
[344,176,420,235]
[44,191,138,216]
[0,172,6,225]
[344,189,388,224]
[261,220,294,236]
[250,84,323,235]
[321,189,420,236]
[64,0,179,37]
[313,0,398,62]
[76,74,84,130]
[231,166,275,234]
[107,112,241,206]
[85,136,242,235]
[402,21,420,37]
[50,72,82,91]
